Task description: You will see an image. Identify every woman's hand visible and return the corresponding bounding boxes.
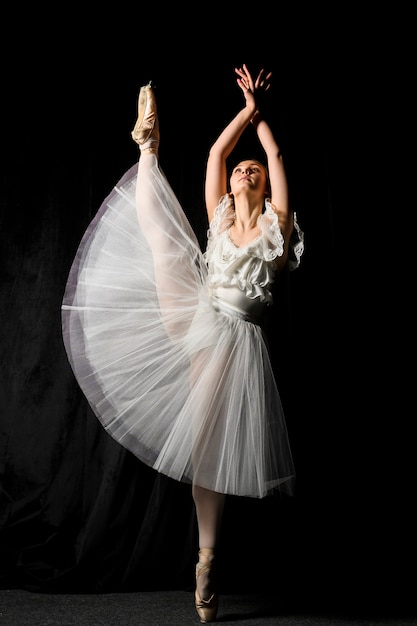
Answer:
[234,64,272,114]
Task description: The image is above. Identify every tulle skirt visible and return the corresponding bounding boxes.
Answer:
[62,155,295,498]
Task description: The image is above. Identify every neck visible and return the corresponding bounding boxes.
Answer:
[233,198,263,230]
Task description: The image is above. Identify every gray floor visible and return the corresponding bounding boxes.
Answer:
[0,589,415,626]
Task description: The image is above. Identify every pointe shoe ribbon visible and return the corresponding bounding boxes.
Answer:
[131,81,160,154]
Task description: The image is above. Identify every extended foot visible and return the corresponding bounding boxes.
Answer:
[131,81,160,154]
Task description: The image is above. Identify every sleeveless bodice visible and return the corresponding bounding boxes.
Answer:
[203,194,303,321]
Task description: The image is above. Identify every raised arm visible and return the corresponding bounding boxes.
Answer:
[205,64,293,239]
[242,66,292,241]
[204,65,258,223]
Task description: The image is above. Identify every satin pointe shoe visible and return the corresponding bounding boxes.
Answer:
[195,548,218,623]
[131,81,160,154]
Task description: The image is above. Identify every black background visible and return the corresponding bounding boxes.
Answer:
[1,7,414,617]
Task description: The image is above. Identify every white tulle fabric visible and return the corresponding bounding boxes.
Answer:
[62,155,304,498]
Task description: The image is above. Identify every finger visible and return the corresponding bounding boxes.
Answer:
[255,69,266,89]
[235,67,249,87]
[242,63,255,89]
[236,78,249,94]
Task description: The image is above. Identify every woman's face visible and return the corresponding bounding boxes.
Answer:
[229,160,269,197]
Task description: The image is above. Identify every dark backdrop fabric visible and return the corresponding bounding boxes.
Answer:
[1,15,415,616]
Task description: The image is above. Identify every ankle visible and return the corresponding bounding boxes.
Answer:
[199,548,215,559]
[140,142,159,156]
[196,549,216,595]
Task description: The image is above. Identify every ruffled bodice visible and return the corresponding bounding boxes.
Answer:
[204,194,304,307]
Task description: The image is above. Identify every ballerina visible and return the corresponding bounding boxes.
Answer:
[62,64,304,622]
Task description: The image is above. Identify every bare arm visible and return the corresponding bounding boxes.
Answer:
[204,65,258,223]
[205,64,291,239]
[239,65,294,270]
[251,111,293,241]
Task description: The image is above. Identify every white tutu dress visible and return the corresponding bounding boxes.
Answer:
[62,154,304,498]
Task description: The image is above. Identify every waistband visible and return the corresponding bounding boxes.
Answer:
[211,296,263,325]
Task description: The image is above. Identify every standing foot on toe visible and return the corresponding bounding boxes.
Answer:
[195,548,218,623]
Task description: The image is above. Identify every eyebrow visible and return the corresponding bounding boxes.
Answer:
[234,163,263,169]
